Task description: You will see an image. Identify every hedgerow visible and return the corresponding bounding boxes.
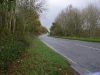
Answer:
[0,32,29,73]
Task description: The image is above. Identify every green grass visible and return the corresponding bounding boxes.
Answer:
[64,37,100,42]
[55,36,100,43]
[11,36,73,75]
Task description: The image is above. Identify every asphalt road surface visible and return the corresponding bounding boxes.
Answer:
[39,35,100,75]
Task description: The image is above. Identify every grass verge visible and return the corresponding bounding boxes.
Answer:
[55,36,100,43]
[9,36,74,75]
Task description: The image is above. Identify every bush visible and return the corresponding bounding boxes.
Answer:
[0,33,29,73]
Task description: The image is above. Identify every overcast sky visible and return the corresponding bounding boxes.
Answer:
[39,0,100,30]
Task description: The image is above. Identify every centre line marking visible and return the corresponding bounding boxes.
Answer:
[75,44,100,51]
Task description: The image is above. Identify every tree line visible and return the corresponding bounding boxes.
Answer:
[50,4,100,38]
[0,0,47,74]
[0,0,47,35]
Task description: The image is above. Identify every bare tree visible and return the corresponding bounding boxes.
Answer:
[81,4,100,37]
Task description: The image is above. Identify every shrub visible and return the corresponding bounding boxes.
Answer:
[0,33,29,73]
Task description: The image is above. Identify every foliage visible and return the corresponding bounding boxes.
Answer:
[8,37,74,75]
[40,26,48,34]
[0,32,29,73]
[50,4,100,38]
[0,0,47,74]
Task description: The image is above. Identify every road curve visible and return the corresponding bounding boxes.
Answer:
[39,35,100,75]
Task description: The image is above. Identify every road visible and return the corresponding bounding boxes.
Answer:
[39,35,100,75]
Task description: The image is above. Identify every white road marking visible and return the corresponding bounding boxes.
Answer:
[76,44,100,51]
